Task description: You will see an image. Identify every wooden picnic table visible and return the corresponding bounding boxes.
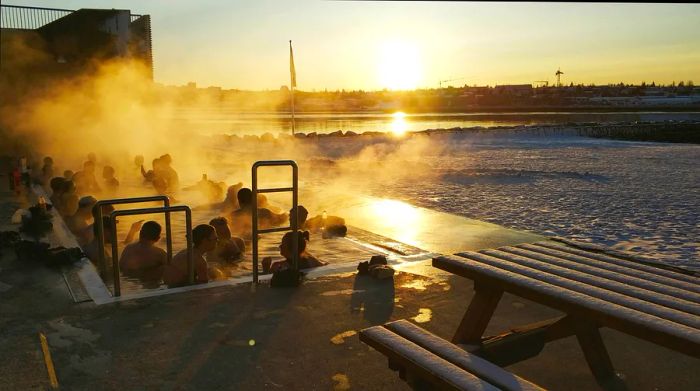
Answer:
[433,240,700,390]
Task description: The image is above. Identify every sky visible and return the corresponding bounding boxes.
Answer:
[8,1,700,90]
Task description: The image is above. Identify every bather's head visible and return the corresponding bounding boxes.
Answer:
[237,188,253,208]
[279,231,306,260]
[289,205,309,227]
[209,217,231,239]
[139,221,162,244]
[102,165,115,179]
[50,177,65,194]
[192,224,218,253]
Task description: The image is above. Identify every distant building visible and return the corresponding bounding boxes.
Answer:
[494,84,533,97]
[1,4,153,97]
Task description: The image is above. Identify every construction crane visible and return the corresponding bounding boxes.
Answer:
[439,77,469,89]
[534,80,549,87]
[555,68,564,87]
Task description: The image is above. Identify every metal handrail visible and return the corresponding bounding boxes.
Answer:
[252,160,299,284]
[109,205,193,297]
[94,196,173,278]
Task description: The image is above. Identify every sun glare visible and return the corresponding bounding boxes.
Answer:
[390,111,408,136]
[377,41,422,90]
[370,199,422,244]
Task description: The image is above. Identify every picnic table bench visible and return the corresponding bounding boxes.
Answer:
[359,319,545,390]
[432,240,700,390]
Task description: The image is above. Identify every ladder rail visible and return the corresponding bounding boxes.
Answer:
[94,196,173,279]
[108,205,193,297]
[252,160,299,284]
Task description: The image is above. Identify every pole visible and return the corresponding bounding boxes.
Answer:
[291,85,296,135]
[289,40,296,136]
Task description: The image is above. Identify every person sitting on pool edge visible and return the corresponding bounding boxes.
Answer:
[263,230,327,274]
[163,224,223,287]
[118,221,167,281]
[208,217,245,263]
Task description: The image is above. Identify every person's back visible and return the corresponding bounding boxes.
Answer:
[163,224,218,287]
[119,221,166,279]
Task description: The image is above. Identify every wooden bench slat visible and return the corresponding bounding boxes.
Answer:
[496,246,700,305]
[384,320,545,391]
[457,251,700,329]
[478,248,700,316]
[532,242,700,287]
[359,326,500,391]
[433,255,700,357]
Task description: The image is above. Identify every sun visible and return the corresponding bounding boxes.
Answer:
[377,41,422,90]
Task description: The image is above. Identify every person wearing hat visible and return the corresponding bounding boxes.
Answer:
[66,195,97,244]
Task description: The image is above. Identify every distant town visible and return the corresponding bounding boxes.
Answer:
[154,81,700,113]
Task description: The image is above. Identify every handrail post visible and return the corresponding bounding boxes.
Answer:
[252,166,259,284]
[110,216,121,297]
[165,198,173,264]
[185,208,194,284]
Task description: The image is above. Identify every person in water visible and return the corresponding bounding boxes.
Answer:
[48,177,65,208]
[163,224,219,286]
[229,188,287,237]
[67,196,97,244]
[183,174,225,204]
[73,160,101,195]
[119,221,167,281]
[265,231,327,273]
[83,217,113,266]
[39,156,54,186]
[289,205,347,237]
[58,179,79,217]
[102,165,119,196]
[207,217,245,263]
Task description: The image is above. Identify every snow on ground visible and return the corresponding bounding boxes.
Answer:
[352,133,699,271]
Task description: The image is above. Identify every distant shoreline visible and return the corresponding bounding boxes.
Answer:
[278,120,700,144]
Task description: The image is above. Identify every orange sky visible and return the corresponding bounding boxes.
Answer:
[14,1,700,90]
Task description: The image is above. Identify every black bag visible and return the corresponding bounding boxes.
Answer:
[270,268,305,287]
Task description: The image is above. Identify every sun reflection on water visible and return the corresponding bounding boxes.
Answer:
[369,199,421,244]
[390,111,408,136]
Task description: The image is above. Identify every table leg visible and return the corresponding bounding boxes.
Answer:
[574,321,626,391]
[452,282,503,344]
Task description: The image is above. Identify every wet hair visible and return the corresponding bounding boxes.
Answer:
[192,224,216,247]
[140,221,162,241]
[237,188,253,206]
[209,217,228,227]
[93,216,112,237]
[50,177,65,192]
[281,231,306,256]
[102,165,115,178]
[290,205,309,225]
[61,179,76,192]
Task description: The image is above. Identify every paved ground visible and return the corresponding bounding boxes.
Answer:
[1,160,699,390]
